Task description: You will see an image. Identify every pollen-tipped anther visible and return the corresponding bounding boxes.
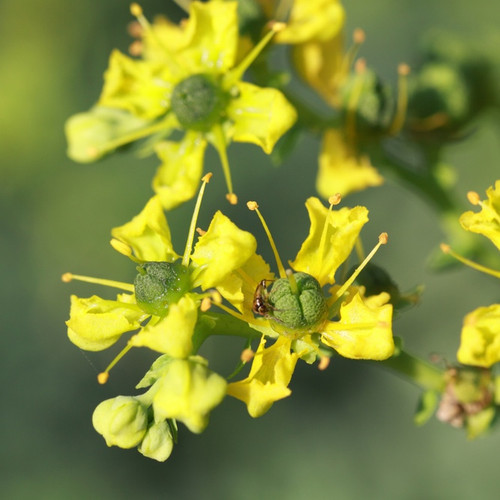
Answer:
[226,193,238,205]
[130,3,143,17]
[200,297,212,312]
[440,243,451,254]
[97,372,109,385]
[398,63,410,76]
[240,348,255,363]
[353,28,365,44]
[318,356,330,371]
[329,193,342,206]
[62,272,73,283]
[379,232,388,245]
[247,201,259,211]
[355,58,367,74]
[467,191,481,205]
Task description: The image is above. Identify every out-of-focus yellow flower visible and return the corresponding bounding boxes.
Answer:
[65,1,296,207]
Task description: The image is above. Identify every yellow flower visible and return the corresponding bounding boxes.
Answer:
[222,197,394,416]
[65,1,296,207]
[64,177,260,367]
[457,305,500,368]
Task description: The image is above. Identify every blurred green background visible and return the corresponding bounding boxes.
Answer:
[1,0,500,498]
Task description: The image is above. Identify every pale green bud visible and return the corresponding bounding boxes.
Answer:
[138,421,174,462]
[92,396,148,449]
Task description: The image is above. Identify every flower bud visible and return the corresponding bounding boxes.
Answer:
[408,63,470,131]
[134,262,191,316]
[340,69,395,138]
[92,396,148,449]
[171,74,228,131]
[268,272,328,337]
[138,421,174,462]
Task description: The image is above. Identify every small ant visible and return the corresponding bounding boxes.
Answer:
[252,279,274,316]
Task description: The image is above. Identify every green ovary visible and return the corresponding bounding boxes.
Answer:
[268,272,328,338]
[171,74,227,131]
[134,262,191,316]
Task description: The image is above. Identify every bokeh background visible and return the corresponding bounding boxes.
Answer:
[2,0,500,498]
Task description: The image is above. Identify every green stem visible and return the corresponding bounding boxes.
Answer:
[192,312,262,353]
[379,349,445,392]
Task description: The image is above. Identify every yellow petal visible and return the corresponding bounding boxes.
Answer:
[216,253,274,317]
[226,81,297,154]
[274,0,345,44]
[152,356,227,433]
[292,36,345,107]
[99,50,173,120]
[172,1,238,74]
[316,129,383,198]
[152,133,207,210]
[291,197,369,286]
[457,304,500,368]
[65,106,150,163]
[227,336,298,417]
[460,181,500,251]
[111,196,180,262]
[190,211,257,289]
[66,294,144,351]
[130,295,198,358]
[322,292,394,360]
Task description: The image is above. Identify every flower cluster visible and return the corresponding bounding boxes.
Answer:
[63,0,500,462]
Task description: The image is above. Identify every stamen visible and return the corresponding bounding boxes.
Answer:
[333,232,389,301]
[318,356,330,371]
[318,196,339,273]
[129,40,143,56]
[182,173,212,267]
[247,201,287,279]
[61,272,134,292]
[240,348,255,363]
[440,244,500,279]
[200,297,212,312]
[345,59,367,145]
[341,28,366,77]
[225,21,286,86]
[110,239,141,264]
[97,342,134,384]
[129,3,182,72]
[467,191,481,205]
[465,191,500,225]
[211,124,235,203]
[388,63,410,135]
[196,227,206,236]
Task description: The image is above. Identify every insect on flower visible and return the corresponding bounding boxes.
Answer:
[252,279,274,316]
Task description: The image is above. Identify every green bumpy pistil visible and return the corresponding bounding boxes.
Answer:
[134,262,191,317]
[268,272,328,338]
[171,74,228,131]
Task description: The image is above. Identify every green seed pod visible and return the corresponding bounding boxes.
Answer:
[92,396,148,449]
[171,74,227,131]
[408,62,470,129]
[267,272,328,338]
[340,68,395,138]
[134,262,191,317]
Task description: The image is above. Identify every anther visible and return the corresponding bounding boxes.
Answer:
[127,20,143,38]
[226,193,238,205]
[202,172,213,183]
[378,232,388,245]
[353,28,365,45]
[97,372,109,385]
[196,228,206,236]
[329,193,342,206]
[440,243,451,254]
[129,40,143,56]
[211,290,223,304]
[61,272,73,283]
[467,191,481,205]
[240,348,255,363]
[110,238,133,257]
[355,58,367,74]
[398,63,410,76]
[318,356,330,371]
[268,21,286,33]
[130,3,143,17]
[247,201,258,211]
[200,297,212,312]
